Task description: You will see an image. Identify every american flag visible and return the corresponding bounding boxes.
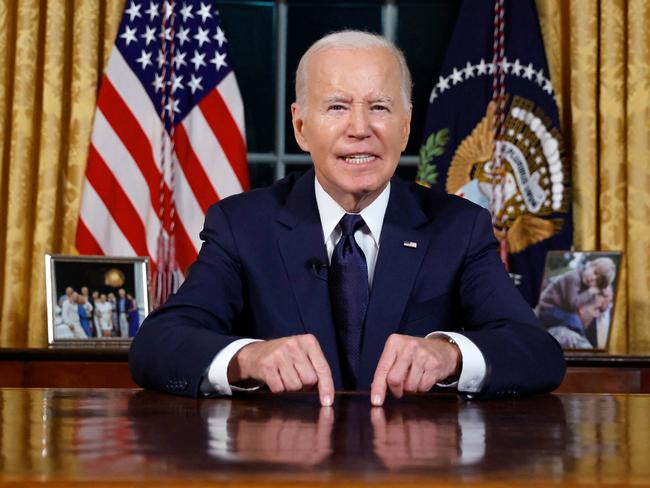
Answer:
[75,1,248,305]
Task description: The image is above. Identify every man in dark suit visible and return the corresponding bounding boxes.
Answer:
[129,30,565,406]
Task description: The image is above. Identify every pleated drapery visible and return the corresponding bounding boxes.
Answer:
[538,0,650,354]
[0,1,123,347]
[0,1,649,352]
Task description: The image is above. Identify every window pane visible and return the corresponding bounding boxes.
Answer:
[284,3,382,154]
[218,2,276,153]
[397,1,460,155]
[284,163,313,177]
[249,162,278,189]
[395,162,417,182]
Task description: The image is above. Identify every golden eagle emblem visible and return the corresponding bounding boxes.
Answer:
[446,96,567,254]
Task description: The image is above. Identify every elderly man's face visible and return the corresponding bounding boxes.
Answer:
[291,47,411,209]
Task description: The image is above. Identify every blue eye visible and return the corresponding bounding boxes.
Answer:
[328,104,345,111]
[372,105,389,111]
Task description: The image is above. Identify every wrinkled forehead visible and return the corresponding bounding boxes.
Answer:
[307,47,403,99]
[308,45,399,76]
[323,94,395,104]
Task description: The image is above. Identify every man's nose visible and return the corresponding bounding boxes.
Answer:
[347,104,371,139]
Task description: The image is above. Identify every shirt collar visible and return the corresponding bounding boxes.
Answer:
[314,175,390,246]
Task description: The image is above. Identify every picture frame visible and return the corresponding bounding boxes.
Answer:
[536,250,622,352]
[45,254,151,348]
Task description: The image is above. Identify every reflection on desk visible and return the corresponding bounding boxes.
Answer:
[0,389,649,486]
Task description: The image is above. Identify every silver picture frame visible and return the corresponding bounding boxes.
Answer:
[45,254,151,348]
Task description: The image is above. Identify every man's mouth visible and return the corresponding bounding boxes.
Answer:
[341,154,377,165]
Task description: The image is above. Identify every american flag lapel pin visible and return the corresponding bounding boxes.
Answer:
[403,241,418,249]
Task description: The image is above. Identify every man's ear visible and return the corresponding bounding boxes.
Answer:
[291,103,310,152]
[400,104,412,152]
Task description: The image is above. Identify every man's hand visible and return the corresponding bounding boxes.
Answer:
[370,334,461,406]
[229,334,335,406]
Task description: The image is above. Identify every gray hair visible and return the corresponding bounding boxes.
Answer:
[294,30,412,111]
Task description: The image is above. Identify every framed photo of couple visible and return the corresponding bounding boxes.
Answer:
[537,251,622,352]
[45,254,151,347]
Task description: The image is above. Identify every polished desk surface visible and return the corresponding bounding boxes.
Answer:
[1,389,649,487]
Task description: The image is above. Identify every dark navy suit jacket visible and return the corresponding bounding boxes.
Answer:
[129,170,565,398]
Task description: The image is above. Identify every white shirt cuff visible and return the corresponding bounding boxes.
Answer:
[200,338,264,396]
[426,331,487,393]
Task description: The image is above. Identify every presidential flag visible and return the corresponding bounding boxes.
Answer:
[75,1,248,305]
[417,0,571,306]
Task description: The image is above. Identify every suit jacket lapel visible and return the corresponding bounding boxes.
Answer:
[275,170,343,389]
[358,178,430,389]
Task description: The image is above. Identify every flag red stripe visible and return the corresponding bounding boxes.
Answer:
[77,20,249,291]
[75,219,104,255]
[199,89,249,191]
[85,146,150,256]
[149,257,157,276]
[173,124,220,213]
[173,213,199,273]
[98,79,173,232]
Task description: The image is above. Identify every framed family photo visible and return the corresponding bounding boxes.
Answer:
[45,254,151,347]
[536,251,622,352]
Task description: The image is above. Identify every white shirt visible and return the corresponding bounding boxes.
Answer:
[201,176,487,395]
[61,299,81,326]
[96,302,113,331]
[314,177,388,288]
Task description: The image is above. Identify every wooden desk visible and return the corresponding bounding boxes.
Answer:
[2,349,650,393]
[1,389,649,486]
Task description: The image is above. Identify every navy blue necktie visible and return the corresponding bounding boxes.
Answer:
[329,214,369,389]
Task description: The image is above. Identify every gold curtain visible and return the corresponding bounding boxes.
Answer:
[537,0,650,354]
[0,1,648,352]
[0,0,124,347]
